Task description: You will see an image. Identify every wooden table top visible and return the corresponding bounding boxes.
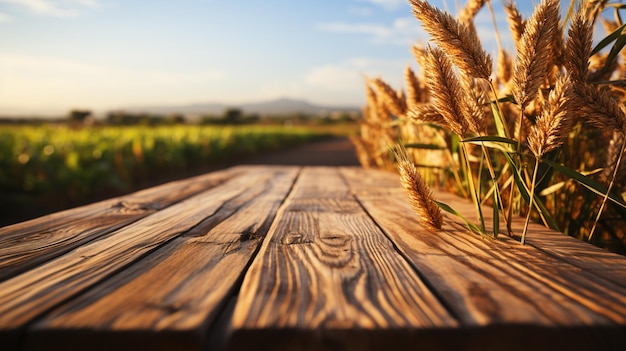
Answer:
[0,165,625,351]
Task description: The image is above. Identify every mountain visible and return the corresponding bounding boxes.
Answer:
[123,98,360,117]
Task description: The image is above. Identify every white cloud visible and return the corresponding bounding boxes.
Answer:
[306,64,363,92]
[325,4,515,56]
[0,12,10,22]
[359,0,407,11]
[302,58,407,103]
[0,0,100,18]
[348,6,374,17]
[307,57,407,86]
[318,21,391,39]
[249,58,408,106]
[0,52,226,114]
[318,16,424,46]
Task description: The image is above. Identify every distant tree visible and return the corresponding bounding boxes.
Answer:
[165,114,186,125]
[68,109,92,125]
[200,114,219,125]
[223,108,243,124]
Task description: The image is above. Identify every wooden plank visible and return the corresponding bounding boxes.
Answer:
[514,218,626,289]
[23,166,300,351]
[0,166,285,351]
[228,167,456,351]
[341,167,626,350]
[0,166,246,282]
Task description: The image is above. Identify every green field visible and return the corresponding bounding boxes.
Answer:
[0,123,348,225]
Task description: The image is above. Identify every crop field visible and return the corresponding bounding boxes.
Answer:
[0,124,339,225]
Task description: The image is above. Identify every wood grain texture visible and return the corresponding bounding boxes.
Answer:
[516,219,626,289]
[340,167,626,350]
[0,166,282,350]
[228,167,456,351]
[1,166,625,351]
[0,166,245,282]
[23,166,300,351]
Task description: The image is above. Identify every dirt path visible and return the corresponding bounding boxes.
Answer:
[230,136,360,166]
[148,136,360,184]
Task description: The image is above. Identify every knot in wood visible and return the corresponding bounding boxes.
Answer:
[280,231,315,245]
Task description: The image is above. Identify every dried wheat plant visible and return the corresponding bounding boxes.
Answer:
[395,145,443,231]
[351,0,626,252]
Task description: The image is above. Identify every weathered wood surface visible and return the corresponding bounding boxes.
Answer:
[229,167,456,350]
[0,165,624,351]
[0,166,245,282]
[23,166,299,351]
[340,167,626,350]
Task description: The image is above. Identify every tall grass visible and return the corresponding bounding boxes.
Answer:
[352,0,626,254]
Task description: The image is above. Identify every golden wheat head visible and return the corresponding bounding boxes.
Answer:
[528,74,572,158]
[409,0,492,80]
[504,1,526,52]
[395,145,443,231]
[424,46,469,136]
[564,12,593,85]
[512,0,560,110]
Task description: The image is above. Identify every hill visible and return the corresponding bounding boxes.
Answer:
[124,98,360,117]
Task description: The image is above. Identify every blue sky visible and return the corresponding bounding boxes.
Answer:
[0,0,549,116]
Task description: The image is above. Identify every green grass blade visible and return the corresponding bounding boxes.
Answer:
[413,164,447,170]
[490,99,509,139]
[538,168,602,196]
[539,181,566,196]
[493,190,500,238]
[542,158,626,209]
[503,152,561,231]
[434,200,483,235]
[591,23,626,55]
[602,34,626,75]
[460,143,485,232]
[404,143,448,150]
[462,135,518,152]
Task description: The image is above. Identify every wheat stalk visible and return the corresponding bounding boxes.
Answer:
[571,83,626,133]
[409,0,492,80]
[528,75,572,158]
[496,49,514,89]
[564,12,593,85]
[371,77,407,117]
[404,64,422,110]
[583,0,609,24]
[460,75,489,135]
[364,84,380,122]
[589,134,626,243]
[424,46,469,136]
[411,45,429,69]
[458,0,487,27]
[512,0,560,111]
[395,145,443,231]
[407,104,447,126]
[604,131,626,184]
[522,75,572,244]
[504,1,526,52]
[350,136,377,168]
